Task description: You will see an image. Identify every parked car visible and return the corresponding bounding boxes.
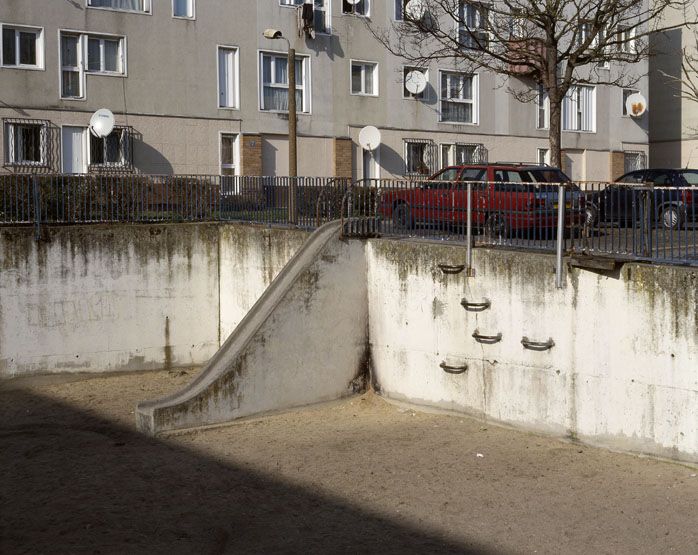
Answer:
[585,169,698,229]
[380,163,585,236]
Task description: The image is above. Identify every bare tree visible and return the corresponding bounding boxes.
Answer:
[371,0,698,167]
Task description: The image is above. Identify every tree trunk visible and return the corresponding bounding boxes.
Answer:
[549,97,562,169]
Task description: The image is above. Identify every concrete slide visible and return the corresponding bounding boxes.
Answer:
[136,221,368,435]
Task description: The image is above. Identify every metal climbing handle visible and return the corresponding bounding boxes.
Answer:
[440,361,468,374]
[438,264,466,275]
[521,337,555,350]
[472,331,502,343]
[461,298,491,311]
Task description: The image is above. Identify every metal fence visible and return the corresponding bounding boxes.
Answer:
[0,174,350,230]
[3,173,698,284]
[340,178,698,285]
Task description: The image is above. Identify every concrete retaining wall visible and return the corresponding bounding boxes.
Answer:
[367,240,698,463]
[0,224,307,378]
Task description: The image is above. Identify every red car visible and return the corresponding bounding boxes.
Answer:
[381,163,585,236]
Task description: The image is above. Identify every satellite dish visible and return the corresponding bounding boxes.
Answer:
[625,92,647,118]
[359,126,381,151]
[405,70,428,95]
[405,0,427,20]
[89,108,115,138]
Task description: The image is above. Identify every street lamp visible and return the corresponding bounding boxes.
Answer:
[263,28,297,223]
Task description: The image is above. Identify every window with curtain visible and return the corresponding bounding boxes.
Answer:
[459,2,489,49]
[1,25,43,69]
[260,52,309,113]
[441,143,484,166]
[88,0,151,13]
[220,134,238,176]
[86,36,123,73]
[562,85,596,132]
[218,47,239,108]
[350,61,378,96]
[440,71,477,124]
[4,122,47,166]
[173,0,194,18]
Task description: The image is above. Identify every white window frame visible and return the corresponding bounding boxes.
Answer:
[438,70,478,125]
[458,1,490,50]
[59,30,127,101]
[85,35,125,75]
[618,26,637,54]
[0,23,45,70]
[537,148,550,166]
[219,132,239,176]
[280,1,332,34]
[440,142,484,166]
[172,0,195,19]
[402,66,428,99]
[4,121,48,167]
[258,50,311,114]
[404,139,435,176]
[394,0,405,20]
[60,124,88,173]
[217,45,239,110]
[350,60,378,96]
[86,0,152,15]
[537,84,549,130]
[562,85,596,133]
[342,0,370,17]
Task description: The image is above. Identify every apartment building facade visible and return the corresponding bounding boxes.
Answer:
[1,0,649,180]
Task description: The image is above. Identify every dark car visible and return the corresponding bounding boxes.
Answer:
[380,163,585,236]
[585,169,698,229]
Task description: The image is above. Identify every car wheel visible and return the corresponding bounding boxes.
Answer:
[485,213,510,239]
[660,204,682,230]
[392,203,413,230]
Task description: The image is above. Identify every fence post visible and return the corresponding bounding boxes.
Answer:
[32,175,41,241]
[288,176,298,225]
[466,181,473,275]
[555,184,565,288]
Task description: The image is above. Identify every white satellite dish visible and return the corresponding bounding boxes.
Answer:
[359,125,381,151]
[89,108,115,138]
[405,70,428,95]
[625,92,647,118]
[405,0,427,20]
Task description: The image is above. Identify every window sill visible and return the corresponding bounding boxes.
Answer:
[562,129,597,134]
[342,13,370,18]
[218,106,240,111]
[1,65,45,71]
[260,109,311,116]
[60,96,87,102]
[172,16,196,20]
[350,92,379,97]
[438,120,479,126]
[86,6,151,15]
[86,70,127,78]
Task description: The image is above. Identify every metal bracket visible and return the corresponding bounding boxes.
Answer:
[460,297,490,311]
[440,361,468,374]
[521,337,555,351]
[438,264,465,275]
[472,331,502,344]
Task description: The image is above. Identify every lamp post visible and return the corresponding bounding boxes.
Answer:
[263,29,297,223]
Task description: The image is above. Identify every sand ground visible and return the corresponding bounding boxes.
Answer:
[1,369,696,554]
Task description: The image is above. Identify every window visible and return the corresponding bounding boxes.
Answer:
[218,47,239,109]
[618,26,637,54]
[89,127,130,169]
[60,33,83,99]
[4,121,47,166]
[87,0,151,14]
[394,0,407,20]
[260,52,310,113]
[440,71,477,124]
[459,2,489,49]
[403,67,428,99]
[537,148,550,166]
[60,32,126,99]
[562,85,595,132]
[1,24,44,69]
[624,151,646,173]
[282,1,331,33]
[622,88,639,116]
[87,37,124,73]
[351,61,378,96]
[404,139,435,176]
[220,133,238,176]
[680,171,698,185]
[343,0,369,17]
[537,84,549,129]
[441,143,484,166]
[280,0,304,5]
[173,0,195,18]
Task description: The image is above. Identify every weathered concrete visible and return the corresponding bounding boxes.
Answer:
[367,239,698,463]
[136,222,368,435]
[0,223,307,378]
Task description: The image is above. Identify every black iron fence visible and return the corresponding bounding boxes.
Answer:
[3,173,698,281]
